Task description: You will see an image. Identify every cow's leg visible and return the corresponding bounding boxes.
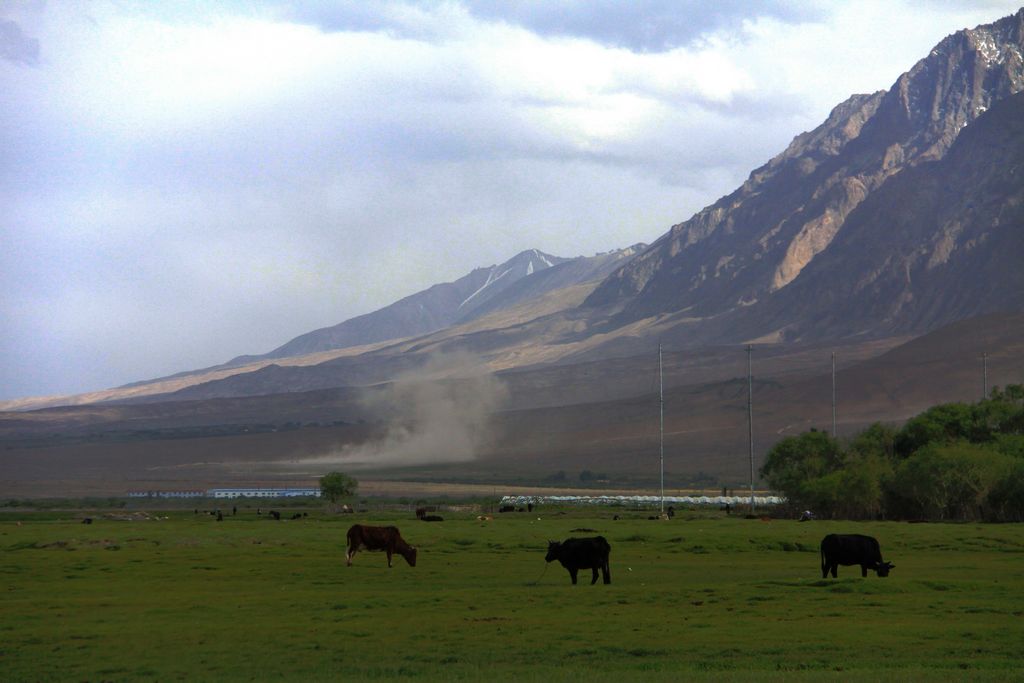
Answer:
[346,545,356,566]
[590,567,599,585]
[602,561,611,584]
[387,550,393,568]
[830,563,837,578]
[861,565,868,578]
[569,568,578,584]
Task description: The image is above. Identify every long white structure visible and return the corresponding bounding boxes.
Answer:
[127,487,321,499]
[500,494,784,507]
[209,488,320,499]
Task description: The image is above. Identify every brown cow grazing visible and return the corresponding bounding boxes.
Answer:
[346,524,417,568]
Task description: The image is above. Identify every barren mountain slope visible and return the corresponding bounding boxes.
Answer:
[587,9,1024,335]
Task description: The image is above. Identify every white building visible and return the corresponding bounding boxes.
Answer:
[127,490,205,498]
[207,487,321,499]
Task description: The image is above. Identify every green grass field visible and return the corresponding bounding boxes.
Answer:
[2,506,1023,681]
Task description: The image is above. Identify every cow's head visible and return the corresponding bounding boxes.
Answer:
[875,561,894,577]
[545,540,561,563]
[403,546,418,567]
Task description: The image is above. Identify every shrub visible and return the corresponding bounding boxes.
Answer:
[887,442,1014,521]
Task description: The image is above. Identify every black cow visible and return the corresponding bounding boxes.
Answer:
[346,524,417,568]
[419,515,444,522]
[545,536,611,585]
[820,533,894,578]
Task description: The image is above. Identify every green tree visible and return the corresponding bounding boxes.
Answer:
[993,434,1024,459]
[986,460,1024,522]
[976,384,1024,438]
[759,387,1024,521]
[319,471,358,505]
[887,442,1013,521]
[895,403,975,457]
[760,430,841,511]
[847,423,898,461]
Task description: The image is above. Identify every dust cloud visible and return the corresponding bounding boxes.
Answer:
[307,352,508,469]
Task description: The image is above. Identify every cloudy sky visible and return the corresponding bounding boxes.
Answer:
[2,1,1020,400]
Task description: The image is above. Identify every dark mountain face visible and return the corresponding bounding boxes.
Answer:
[585,9,1024,338]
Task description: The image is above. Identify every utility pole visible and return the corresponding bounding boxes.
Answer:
[659,343,665,516]
[983,352,988,399]
[747,344,755,515]
[832,351,837,438]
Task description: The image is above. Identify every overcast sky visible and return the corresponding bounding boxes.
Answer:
[2,1,1021,401]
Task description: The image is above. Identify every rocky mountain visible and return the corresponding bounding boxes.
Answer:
[729,90,1024,341]
[229,248,571,363]
[586,8,1024,343]
[451,244,646,324]
[7,11,1024,497]
[4,11,1022,414]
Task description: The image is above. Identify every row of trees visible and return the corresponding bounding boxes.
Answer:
[761,385,1024,521]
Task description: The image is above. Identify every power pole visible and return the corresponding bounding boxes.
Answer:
[659,343,665,516]
[983,352,988,399]
[747,344,755,515]
[831,351,837,438]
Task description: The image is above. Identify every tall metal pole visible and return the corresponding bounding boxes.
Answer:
[747,344,755,514]
[831,351,837,438]
[659,343,665,515]
[983,352,988,399]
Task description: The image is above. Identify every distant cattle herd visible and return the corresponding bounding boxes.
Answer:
[344,523,894,585]
[341,513,895,585]
[80,505,895,583]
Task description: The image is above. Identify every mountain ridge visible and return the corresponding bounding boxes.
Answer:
[584,8,1024,336]
[4,10,1023,413]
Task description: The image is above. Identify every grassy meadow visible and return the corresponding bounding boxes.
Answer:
[2,505,1023,681]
